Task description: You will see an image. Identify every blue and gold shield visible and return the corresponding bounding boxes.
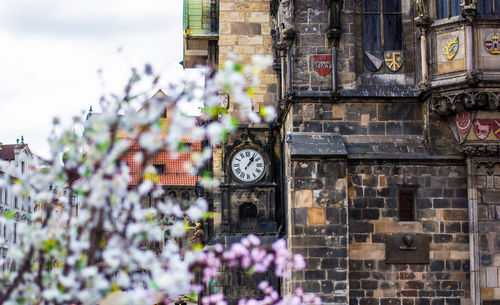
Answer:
[441,36,459,60]
[384,51,403,72]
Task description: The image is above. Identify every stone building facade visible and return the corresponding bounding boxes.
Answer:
[0,140,34,271]
[182,0,500,304]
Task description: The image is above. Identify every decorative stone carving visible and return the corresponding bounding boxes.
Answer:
[460,143,500,157]
[416,0,427,17]
[414,0,429,32]
[460,0,477,24]
[429,90,500,115]
[278,0,295,39]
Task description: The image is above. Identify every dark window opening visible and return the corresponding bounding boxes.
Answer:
[436,0,461,19]
[398,187,417,221]
[181,191,190,201]
[14,223,17,244]
[153,164,165,175]
[362,0,403,72]
[168,191,177,199]
[14,197,18,209]
[239,202,258,233]
[478,0,500,15]
[21,161,25,174]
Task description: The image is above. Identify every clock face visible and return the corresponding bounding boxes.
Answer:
[230,148,266,182]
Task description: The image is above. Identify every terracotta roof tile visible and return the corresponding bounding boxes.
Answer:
[0,144,29,161]
[121,141,202,187]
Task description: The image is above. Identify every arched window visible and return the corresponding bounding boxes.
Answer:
[362,0,403,72]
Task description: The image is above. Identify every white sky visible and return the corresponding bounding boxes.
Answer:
[0,0,203,158]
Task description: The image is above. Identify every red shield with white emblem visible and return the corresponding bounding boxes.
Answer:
[313,55,332,76]
[473,119,492,140]
[456,113,472,134]
[493,119,500,139]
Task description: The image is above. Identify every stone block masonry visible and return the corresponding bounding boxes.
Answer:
[218,0,276,114]
[348,162,469,305]
[289,159,349,304]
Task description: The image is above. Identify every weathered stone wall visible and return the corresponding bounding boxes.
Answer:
[218,0,276,112]
[291,0,418,93]
[290,100,424,138]
[474,161,500,302]
[213,0,277,233]
[348,162,470,305]
[289,159,349,304]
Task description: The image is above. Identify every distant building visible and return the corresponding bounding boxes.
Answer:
[0,139,34,271]
[86,91,203,250]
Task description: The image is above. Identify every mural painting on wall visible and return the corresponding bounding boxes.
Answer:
[313,55,332,76]
[484,33,500,55]
[441,36,459,60]
[473,119,493,140]
[384,51,403,72]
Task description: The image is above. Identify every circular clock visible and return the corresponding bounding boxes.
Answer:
[230,148,266,182]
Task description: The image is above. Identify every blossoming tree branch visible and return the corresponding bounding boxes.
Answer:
[0,56,319,305]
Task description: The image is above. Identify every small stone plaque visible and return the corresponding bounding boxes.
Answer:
[385,234,430,264]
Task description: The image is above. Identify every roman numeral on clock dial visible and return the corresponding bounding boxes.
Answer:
[230,148,266,182]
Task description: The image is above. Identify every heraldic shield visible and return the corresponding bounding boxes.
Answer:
[473,119,493,140]
[484,33,500,55]
[442,36,459,60]
[493,119,500,139]
[456,113,472,134]
[384,51,403,72]
[313,55,333,76]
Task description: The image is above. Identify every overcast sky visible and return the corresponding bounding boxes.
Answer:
[0,0,201,158]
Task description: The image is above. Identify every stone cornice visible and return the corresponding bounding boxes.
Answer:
[429,89,500,115]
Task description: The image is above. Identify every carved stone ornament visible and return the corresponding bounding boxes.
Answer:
[429,90,500,115]
[278,0,295,39]
[416,0,427,17]
[460,142,500,157]
[460,0,477,24]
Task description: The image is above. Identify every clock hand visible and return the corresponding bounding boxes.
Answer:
[245,153,256,170]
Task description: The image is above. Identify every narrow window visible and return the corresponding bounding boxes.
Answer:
[4,190,7,204]
[153,164,165,175]
[14,197,18,209]
[0,189,2,204]
[362,0,403,72]
[478,0,500,15]
[13,223,17,244]
[398,186,417,221]
[436,0,461,19]
[21,161,25,174]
